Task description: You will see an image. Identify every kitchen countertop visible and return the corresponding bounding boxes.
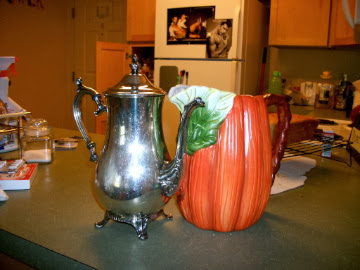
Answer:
[266,103,350,122]
[289,105,350,121]
[1,128,360,269]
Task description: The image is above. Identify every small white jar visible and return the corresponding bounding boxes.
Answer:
[22,119,54,163]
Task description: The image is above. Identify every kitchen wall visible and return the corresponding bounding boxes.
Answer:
[0,0,74,129]
[0,0,128,131]
[268,46,360,87]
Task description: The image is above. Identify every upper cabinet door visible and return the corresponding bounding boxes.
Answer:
[269,0,331,46]
[126,0,156,42]
[329,0,360,46]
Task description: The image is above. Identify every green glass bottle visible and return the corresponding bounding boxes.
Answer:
[268,71,282,94]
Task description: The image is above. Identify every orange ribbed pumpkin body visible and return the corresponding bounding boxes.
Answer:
[177,95,273,232]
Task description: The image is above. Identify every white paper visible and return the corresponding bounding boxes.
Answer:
[271,156,316,195]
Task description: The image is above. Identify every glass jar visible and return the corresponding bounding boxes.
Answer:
[318,83,335,104]
[315,71,335,109]
[22,119,54,163]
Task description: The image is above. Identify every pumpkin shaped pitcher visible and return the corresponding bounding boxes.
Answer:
[170,87,291,232]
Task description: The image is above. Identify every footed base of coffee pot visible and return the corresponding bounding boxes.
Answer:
[94,209,173,240]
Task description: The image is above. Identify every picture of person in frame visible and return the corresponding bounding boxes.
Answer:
[206,19,233,59]
[168,15,187,40]
[167,6,215,44]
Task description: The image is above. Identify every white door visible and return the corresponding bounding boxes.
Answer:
[74,0,126,133]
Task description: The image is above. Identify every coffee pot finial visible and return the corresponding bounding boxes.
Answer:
[130,54,139,75]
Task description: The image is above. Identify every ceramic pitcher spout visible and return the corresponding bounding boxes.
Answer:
[159,97,205,197]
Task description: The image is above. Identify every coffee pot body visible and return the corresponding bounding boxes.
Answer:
[72,55,203,239]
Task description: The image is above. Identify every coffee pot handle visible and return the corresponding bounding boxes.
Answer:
[263,93,291,183]
[73,78,107,162]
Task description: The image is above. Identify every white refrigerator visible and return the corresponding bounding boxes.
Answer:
[156,0,268,157]
[154,0,268,95]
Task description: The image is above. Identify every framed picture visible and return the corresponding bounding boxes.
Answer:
[167,6,215,45]
[206,19,233,59]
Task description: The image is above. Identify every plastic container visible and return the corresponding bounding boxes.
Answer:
[0,56,20,153]
[268,71,282,94]
[0,56,17,104]
[300,81,316,105]
[22,119,54,163]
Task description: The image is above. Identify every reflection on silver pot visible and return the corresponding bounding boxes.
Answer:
[72,55,204,240]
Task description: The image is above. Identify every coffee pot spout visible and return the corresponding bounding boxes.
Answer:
[159,97,205,197]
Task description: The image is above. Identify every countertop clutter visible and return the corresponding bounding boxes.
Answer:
[0,128,360,269]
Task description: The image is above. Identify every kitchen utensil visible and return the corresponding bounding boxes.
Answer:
[73,55,204,240]
[170,89,291,232]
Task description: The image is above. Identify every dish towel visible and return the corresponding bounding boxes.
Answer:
[271,156,316,195]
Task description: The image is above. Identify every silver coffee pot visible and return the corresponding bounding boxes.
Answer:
[73,55,204,240]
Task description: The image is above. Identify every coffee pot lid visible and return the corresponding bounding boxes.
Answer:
[104,54,165,97]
